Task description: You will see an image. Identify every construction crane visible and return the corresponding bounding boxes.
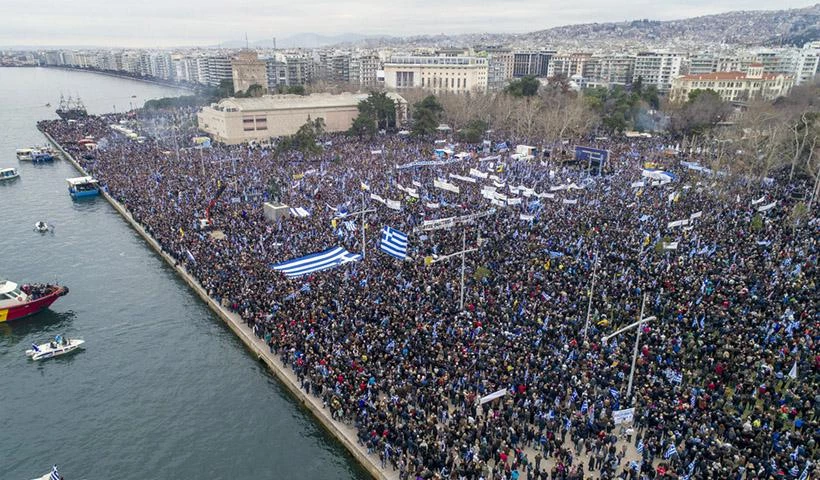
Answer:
[198,180,228,230]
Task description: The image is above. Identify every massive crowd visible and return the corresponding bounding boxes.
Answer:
[39,113,817,480]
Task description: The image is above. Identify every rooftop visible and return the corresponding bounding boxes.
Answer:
[679,71,786,81]
[209,92,407,112]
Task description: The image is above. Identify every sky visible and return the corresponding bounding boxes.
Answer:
[0,0,816,48]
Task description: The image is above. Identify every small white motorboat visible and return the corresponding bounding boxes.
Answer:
[26,336,84,361]
[0,167,19,181]
[34,221,51,233]
[32,464,62,480]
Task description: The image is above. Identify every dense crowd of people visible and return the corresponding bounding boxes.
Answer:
[39,113,817,480]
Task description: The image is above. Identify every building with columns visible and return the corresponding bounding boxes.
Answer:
[383,55,488,93]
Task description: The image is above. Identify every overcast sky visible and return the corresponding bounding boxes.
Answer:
[0,0,816,47]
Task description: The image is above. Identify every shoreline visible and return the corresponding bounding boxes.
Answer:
[37,66,198,93]
[41,130,396,480]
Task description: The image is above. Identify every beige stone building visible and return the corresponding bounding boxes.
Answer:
[232,50,268,95]
[383,56,489,93]
[670,64,794,103]
[196,92,408,145]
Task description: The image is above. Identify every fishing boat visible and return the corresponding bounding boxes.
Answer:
[34,221,51,233]
[26,335,84,361]
[0,167,19,181]
[66,176,100,199]
[32,464,63,480]
[0,279,69,322]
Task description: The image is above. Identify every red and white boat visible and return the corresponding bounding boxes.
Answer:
[0,279,68,322]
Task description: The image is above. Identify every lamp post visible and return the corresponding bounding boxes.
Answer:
[582,249,599,344]
[601,293,655,405]
[426,229,478,311]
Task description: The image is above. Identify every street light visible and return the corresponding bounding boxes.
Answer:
[425,229,478,311]
[602,293,655,404]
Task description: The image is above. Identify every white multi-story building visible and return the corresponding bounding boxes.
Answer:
[383,55,488,93]
[633,51,684,92]
[795,41,820,85]
[350,52,380,87]
[670,64,793,103]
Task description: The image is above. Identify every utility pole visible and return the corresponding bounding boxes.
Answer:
[602,293,655,405]
[426,229,478,311]
[582,249,599,344]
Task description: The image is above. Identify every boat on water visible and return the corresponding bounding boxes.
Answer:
[66,176,100,199]
[34,221,51,233]
[32,464,63,480]
[56,94,87,121]
[0,279,69,322]
[0,167,19,181]
[16,148,54,162]
[26,335,84,361]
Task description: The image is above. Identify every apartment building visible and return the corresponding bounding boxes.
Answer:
[670,64,793,102]
[633,52,684,92]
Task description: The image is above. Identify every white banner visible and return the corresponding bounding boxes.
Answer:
[519,213,535,221]
[469,168,488,179]
[612,407,635,424]
[434,179,460,194]
[370,193,385,204]
[689,211,702,220]
[751,196,765,205]
[479,388,508,405]
[507,197,522,205]
[562,199,578,205]
[757,201,776,212]
[667,219,689,229]
[537,192,556,199]
[425,202,440,209]
[663,241,679,250]
[631,181,645,188]
[449,173,477,184]
[386,199,402,211]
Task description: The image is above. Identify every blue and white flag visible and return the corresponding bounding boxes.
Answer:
[798,463,810,480]
[580,399,589,414]
[271,247,362,278]
[664,444,677,459]
[51,465,60,480]
[610,388,620,400]
[379,226,408,260]
[496,142,508,151]
[636,439,644,454]
[630,460,640,471]
[790,465,799,477]
[31,343,40,352]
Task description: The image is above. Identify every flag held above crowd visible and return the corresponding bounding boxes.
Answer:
[271,247,362,278]
[379,226,409,260]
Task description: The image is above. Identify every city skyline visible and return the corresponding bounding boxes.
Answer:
[1,0,817,48]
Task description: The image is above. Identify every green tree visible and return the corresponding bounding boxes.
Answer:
[284,85,306,95]
[216,79,234,99]
[411,95,443,137]
[349,91,397,137]
[505,76,540,97]
[245,83,266,98]
[457,119,489,143]
[349,112,377,137]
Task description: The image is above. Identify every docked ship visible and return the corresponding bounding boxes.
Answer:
[0,279,68,322]
[55,94,88,120]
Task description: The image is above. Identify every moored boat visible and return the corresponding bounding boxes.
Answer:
[32,464,63,480]
[26,335,84,361]
[66,176,100,199]
[0,279,68,322]
[0,167,19,181]
[16,148,54,162]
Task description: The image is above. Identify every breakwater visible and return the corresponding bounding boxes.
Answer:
[41,130,395,480]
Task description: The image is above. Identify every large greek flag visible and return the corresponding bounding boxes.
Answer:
[51,465,61,480]
[271,247,362,277]
[379,226,408,260]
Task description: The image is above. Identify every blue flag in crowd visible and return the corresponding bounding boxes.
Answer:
[271,246,362,278]
[636,439,644,454]
[379,226,409,260]
[664,444,677,459]
[580,399,589,414]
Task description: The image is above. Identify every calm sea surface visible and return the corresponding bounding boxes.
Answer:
[0,67,368,480]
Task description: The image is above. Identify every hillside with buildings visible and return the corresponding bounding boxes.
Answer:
[364,4,820,51]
